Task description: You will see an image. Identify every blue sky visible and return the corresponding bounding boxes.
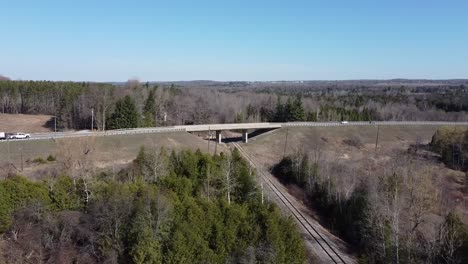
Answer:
[1,0,467,81]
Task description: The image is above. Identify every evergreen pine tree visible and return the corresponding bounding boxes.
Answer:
[291,95,306,121]
[274,96,284,122]
[56,96,70,130]
[143,89,156,127]
[107,95,139,129]
[284,97,294,121]
[127,198,161,264]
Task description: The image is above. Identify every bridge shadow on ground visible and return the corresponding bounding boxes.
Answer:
[220,128,278,143]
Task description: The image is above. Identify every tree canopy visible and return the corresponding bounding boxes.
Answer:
[0,149,306,263]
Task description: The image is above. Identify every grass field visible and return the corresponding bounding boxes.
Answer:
[0,113,53,133]
[0,131,228,177]
[243,125,467,167]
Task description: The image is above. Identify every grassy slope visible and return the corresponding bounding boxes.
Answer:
[244,125,468,224]
[244,125,467,167]
[0,132,227,177]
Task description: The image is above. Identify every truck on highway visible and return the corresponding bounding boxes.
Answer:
[0,132,5,140]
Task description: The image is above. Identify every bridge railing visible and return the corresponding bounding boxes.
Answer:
[1,127,187,143]
[282,121,468,127]
[2,121,467,143]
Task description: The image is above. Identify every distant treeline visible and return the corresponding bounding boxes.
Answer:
[0,80,171,130]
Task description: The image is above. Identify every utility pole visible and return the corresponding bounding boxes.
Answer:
[214,131,218,155]
[54,116,57,132]
[207,126,211,154]
[20,144,23,172]
[7,138,10,173]
[283,127,289,158]
[91,108,94,131]
[375,125,380,152]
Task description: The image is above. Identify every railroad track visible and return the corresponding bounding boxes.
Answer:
[231,141,350,264]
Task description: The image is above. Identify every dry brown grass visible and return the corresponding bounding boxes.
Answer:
[242,125,468,224]
[242,125,467,167]
[0,114,53,133]
[0,132,228,179]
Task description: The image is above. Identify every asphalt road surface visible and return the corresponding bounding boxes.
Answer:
[1,121,467,143]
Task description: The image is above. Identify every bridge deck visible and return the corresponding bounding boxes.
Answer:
[175,122,283,132]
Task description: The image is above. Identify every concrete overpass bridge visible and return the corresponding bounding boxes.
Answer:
[174,122,283,143]
[175,121,468,143]
[3,121,468,143]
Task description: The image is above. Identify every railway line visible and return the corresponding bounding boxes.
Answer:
[231,141,355,263]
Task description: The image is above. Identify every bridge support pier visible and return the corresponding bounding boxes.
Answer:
[242,130,248,143]
[216,131,222,143]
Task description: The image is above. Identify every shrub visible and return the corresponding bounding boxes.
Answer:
[343,136,363,148]
[32,157,47,164]
[46,154,56,161]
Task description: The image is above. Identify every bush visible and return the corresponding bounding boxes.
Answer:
[0,176,51,232]
[46,154,56,161]
[343,136,363,148]
[32,157,47,164]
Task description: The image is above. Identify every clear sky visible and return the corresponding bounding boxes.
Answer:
[1,0,467,81]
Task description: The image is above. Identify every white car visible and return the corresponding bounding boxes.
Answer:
[9,133,30,139]
[340,121,349,124]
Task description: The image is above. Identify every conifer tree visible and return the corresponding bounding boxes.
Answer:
[291,95,306,121]
[107,95,139,129]
[143,89,156,127]
[274,96,284,122]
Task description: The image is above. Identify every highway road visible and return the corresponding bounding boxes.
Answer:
[1,121,468,143]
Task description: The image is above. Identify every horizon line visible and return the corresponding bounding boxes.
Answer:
[2,78,468,83]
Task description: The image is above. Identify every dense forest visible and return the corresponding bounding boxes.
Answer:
[0,80,467,131]
[0,148,305,263]
[271,128,468,263]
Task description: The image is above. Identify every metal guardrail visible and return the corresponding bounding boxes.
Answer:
[0,127,187,143]
[281,121,468,127]
[1,121,467,143]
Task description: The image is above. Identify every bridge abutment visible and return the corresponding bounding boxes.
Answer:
[216,131,222,143]
[242,130,248,143]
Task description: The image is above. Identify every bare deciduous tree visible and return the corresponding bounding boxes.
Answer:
[57,137,97,207]
[222,153,236,205]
